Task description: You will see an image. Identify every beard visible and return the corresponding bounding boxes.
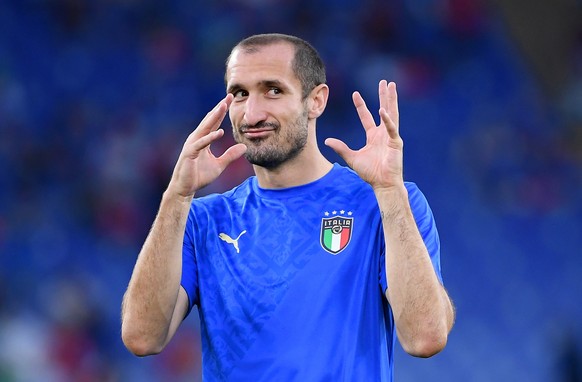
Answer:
[233,109,309,169]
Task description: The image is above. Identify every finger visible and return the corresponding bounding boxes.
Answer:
[380,108,399,140]
[185,129,225,157]
[378,82,399,138]
[379,79,389,111]
[216,143,247,169]
[187,95,233,143]
[352,91,377,131]
[325,137,355,165]
[202,94,233,133]
[386,82,399,130]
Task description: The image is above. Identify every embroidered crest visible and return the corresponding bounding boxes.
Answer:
[320,215,353,254]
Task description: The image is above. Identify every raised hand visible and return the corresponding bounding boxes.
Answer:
[325,80,403,190]
[167,94,247,198]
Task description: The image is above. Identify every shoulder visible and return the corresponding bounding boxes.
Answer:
[335,164,366,183]
[403,182,438,239]
[195,177,254,203]
[188,177,255,217]
[329,164,374,194]
[403,181,431,213]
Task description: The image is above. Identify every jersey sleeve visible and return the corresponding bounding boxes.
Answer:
[181,209,200,316]
[406,182,443,283]
[379,182,443,293]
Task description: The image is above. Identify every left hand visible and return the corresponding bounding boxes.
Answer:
[325,80,403,190]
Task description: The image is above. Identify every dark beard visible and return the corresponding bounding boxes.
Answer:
[244,135,306,169]
[236,110,309,169]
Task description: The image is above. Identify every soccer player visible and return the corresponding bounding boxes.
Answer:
[121,33,455,381]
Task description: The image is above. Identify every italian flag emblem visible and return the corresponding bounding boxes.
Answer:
[320,216,353,254]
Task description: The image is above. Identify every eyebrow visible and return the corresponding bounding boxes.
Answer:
[227,79,286,94]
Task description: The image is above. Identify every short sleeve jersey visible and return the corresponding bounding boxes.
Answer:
[181,163,442,381]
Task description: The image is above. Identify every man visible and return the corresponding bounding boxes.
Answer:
[121,33,455,381]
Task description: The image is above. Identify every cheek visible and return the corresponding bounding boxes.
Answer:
[228,110,240,129]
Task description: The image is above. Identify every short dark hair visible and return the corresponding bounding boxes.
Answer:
[226,33,326,99]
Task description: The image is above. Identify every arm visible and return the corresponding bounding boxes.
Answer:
[121,94,246,356]
[376,185,454,357]
[325,81,454,358]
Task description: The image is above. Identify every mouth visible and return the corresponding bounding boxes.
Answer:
[242,128,275,139]
[240,124,277,139]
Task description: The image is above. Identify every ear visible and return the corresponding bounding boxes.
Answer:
[307,84,329,119]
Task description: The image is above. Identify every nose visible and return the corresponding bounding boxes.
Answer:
[243,94,268,127]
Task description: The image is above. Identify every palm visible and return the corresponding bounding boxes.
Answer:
[326,81,403,189]
[183,145,226,192]
[350,121,402,187]
[169,95,247,198]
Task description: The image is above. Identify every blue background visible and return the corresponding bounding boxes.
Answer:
[1,1,581,381]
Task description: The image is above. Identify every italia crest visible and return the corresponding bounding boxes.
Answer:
[320,213,353,255]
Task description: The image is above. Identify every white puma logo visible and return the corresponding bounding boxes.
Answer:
[218,230,247,253]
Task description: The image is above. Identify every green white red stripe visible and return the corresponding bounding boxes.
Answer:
[323,228,350,252]
[320,216,353,254]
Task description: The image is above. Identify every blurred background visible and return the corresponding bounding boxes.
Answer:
[1,0,581,381]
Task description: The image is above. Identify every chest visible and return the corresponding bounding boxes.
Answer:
[196,195,379,287]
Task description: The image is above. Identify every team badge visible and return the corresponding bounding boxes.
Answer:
[320,213,353,254]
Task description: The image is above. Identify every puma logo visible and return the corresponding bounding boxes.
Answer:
[218,230,247,253]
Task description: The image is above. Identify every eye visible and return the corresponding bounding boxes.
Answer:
[232,89,248,99]
[267,88,281,96]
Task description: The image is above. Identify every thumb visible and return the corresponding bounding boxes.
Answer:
[325,138,354,164]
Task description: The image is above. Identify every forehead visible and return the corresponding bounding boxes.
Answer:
[226,43,298,86]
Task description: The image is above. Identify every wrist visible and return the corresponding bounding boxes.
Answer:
[373,182,407,197]
[373,183,410,218]
[162,188,195,206]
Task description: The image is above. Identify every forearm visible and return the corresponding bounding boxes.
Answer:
[377,185,453,357]
[121,190,192,355]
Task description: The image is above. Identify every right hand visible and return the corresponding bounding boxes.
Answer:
[167,94,247,199]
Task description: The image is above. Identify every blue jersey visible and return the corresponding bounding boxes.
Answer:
[181,163,442,381]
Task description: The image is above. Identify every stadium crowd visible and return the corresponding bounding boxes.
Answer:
[0,0,581,380]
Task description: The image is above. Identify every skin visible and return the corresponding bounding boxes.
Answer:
[226,43,332,188]
[121,41,454,359]
[325,81,455,356]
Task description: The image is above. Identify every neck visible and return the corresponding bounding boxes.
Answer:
[253,146,332,189]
